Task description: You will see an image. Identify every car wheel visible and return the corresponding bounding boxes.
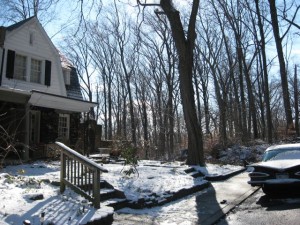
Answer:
[262,186,277,197]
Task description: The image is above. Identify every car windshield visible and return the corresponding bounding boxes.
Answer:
[263,148,300,161]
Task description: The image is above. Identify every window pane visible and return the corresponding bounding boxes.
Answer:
[58,114,69,139]
[31,59,42,83]
[14,54,26,80]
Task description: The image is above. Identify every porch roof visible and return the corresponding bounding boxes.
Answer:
[0,87,97,112]
[0,87,31,103]
[29,90,97,112]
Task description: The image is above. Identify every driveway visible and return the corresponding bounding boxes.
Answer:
[217,188,300,225]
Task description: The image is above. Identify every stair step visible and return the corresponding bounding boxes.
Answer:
[191,171,204,178]
[184,167,196,173]
[103,198,128,210]
[100,188,117,201]
[103,198,127,206]
[100,188,115,194]
[100,180,114,189]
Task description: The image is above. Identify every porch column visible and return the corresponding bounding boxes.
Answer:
[24,104,30,161]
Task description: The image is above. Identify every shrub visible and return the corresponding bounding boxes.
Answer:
[0,124,23,169]
[120,145,139,177]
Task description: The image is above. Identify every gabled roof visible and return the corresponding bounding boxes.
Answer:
[0,17,95,111]
[6,16,36,31]
[1,16,37,47]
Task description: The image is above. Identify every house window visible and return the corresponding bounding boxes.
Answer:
[31,58,42,83]
[62,68,71,85]
[14,54,27,81]
[6,50,51,85]
[29,32,35,45]
[58,114,70,140]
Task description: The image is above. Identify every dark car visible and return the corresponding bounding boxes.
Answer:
[247,143,300,195]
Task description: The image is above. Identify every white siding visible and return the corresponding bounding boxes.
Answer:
[1,18,66,96]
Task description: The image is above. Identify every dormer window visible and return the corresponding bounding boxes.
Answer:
[63,68,71,85]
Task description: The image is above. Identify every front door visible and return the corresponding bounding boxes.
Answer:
[29,110,40,144]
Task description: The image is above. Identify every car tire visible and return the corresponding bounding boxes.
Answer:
[262,186,277,197]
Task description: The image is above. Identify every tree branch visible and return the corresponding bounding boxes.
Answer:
[281,5,300,40]
[137,0,160,7]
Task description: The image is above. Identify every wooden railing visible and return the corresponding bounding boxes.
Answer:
[56,142,108,208]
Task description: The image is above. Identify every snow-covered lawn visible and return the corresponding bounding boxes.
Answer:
[102,160,243,201]
[0,160,243,225]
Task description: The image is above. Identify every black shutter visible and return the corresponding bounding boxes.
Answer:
[6,50,15,79]
[45,60,51,86]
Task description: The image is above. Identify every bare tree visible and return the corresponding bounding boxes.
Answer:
[138,0,204,165]
[61,29,96,118]
[281,3,300,33]
[112,7,138,146]
[139,11,179,159]
[268,0,294,131]
[253,0,273,143]
[0,0,60,24]
[88,22,117,139]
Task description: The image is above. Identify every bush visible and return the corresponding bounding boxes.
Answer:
[120,146,139,177]
[0,125,24,169]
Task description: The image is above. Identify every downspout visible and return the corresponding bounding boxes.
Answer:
[0,26,6,86]
[24,91,33,161]
[0,48,5,86]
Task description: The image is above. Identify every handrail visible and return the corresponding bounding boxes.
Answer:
[56,141,108,208]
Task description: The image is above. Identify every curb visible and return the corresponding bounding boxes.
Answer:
[126,181,210,209]
[205,168,247,181]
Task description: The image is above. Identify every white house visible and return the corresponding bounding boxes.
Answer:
[0,16,96,160]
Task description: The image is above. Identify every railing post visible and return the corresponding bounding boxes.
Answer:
[60,152,66,193]
[93,170,100,208]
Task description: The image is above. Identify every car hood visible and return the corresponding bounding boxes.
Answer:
[250,159,300,170]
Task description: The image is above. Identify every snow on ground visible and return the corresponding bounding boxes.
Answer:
[102,160,243,201]
[0,160,243,225]
[0,161,113,225]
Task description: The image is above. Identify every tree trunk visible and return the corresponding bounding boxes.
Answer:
[108,71,113,140]
[161,0,204,165]
[237,45,248,141]
[268,0,294,130]
[255,0,273,143]
[142,99,149,159]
